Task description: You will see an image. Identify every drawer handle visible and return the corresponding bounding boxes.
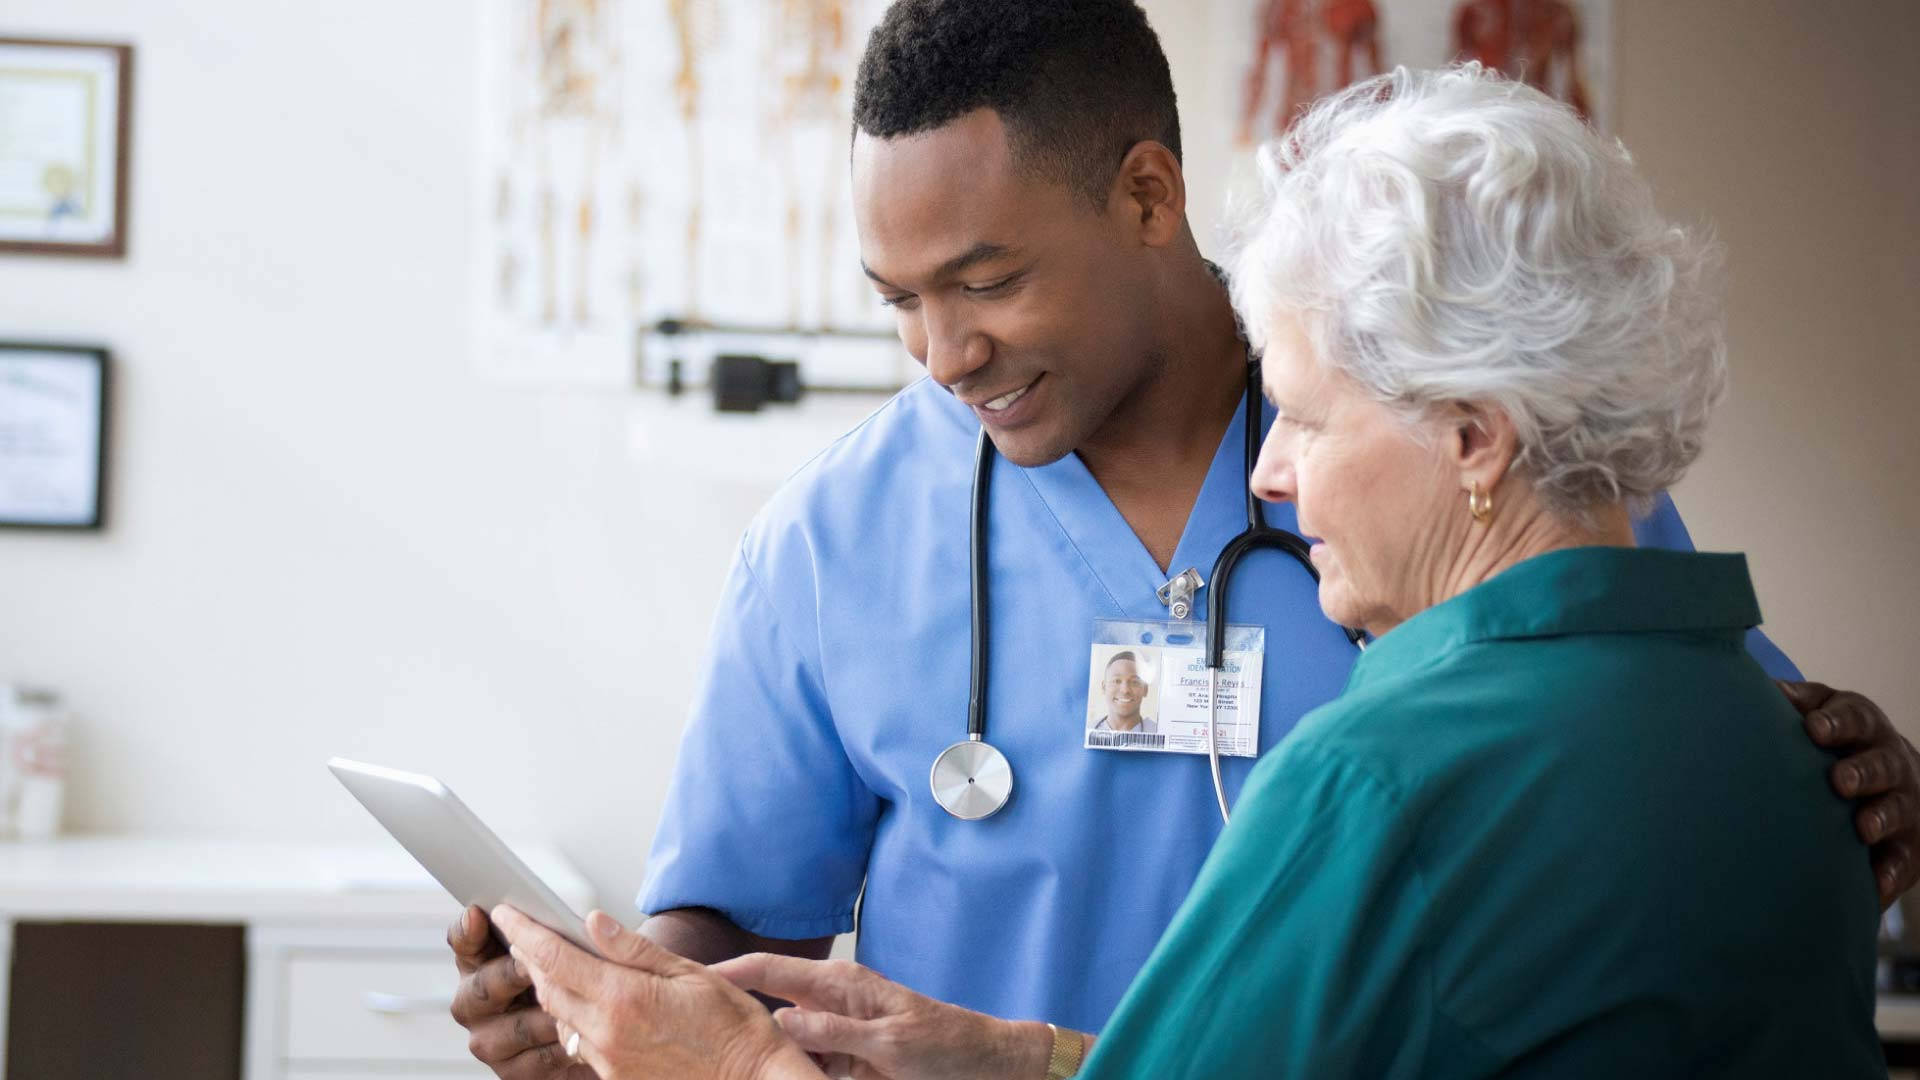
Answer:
[363,990,455,1015]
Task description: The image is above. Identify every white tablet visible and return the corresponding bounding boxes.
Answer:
[328,757,600,956]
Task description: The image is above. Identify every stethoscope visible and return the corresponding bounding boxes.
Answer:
[930,361,1367,825]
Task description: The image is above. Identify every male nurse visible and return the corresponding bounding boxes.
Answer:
[450,2,1919,1073]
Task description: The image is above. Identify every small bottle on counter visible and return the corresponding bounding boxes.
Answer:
[1,686,68,841]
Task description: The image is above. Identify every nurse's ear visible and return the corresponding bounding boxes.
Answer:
[1108,140,1187,248]
[1443,401,1521,499]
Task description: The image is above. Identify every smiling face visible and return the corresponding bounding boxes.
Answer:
[852,109,1161,467]
[1249,313,1459,634]
[1102,655,1147,721]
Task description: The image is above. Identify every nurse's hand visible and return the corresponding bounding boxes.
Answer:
[1785,680,1920,906]
[713,953,1059,1080]
[448,905,596,1079]
[492,905,826,1080]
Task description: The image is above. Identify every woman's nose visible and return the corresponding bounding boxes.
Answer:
[1250,428,1296,504]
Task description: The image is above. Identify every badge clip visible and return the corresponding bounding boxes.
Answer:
[1156,568,1206,621]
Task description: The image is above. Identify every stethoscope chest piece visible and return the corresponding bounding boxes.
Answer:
[930,738,1013,820]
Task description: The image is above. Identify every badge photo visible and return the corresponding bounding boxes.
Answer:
[1086,645,1166,750]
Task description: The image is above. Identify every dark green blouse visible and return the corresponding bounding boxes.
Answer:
[1082,547,1881,1078]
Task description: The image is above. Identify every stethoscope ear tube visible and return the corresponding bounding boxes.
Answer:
[1204,527,1366,665]
[968,429,994,741]
[1204,527,1315,667]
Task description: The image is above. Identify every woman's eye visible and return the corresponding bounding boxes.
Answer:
[879,294,919,310]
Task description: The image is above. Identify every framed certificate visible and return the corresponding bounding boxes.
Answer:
[0,344,109,529]
[0,38,133,257]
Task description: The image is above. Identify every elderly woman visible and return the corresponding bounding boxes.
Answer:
[493,66,1883,1078]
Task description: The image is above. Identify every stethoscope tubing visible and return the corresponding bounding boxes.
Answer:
[940,361,1362,824]
[968,427,994,742]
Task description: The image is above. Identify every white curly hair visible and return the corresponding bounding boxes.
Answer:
[1228,64,1727,521]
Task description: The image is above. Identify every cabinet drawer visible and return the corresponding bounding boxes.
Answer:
[285,953,472,1063]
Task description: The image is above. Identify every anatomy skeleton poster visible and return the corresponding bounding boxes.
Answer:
[475,0,898,385]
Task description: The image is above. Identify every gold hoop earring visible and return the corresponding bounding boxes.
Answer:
[1468,481,1493,523]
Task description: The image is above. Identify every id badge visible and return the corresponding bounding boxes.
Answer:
[1083,618,1266,757]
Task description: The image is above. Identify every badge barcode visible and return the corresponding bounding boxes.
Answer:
[1087,731,1167,750]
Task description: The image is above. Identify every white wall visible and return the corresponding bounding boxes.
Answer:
[0,0,795,915]
[1617,0,1920,725]
[2,0,1914,920]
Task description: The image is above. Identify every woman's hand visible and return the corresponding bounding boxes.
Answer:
[712,953,1056,1080]
[490,906,825,1080]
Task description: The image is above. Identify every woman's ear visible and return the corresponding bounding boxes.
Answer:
[1110,140,1187,247]
[1446,401,1520,492]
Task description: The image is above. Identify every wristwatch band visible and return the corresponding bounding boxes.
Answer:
[1045,1023,1086,1079]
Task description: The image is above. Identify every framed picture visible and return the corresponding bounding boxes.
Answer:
[0,344,110,530]
[0,37,134,258]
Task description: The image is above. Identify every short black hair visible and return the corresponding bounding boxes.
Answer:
[1105,650,1138,671]
[852,0,1181,209]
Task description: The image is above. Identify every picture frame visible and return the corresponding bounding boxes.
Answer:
[0,37,134,258]
[0,343,110,530]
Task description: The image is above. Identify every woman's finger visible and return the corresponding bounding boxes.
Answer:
[587,909,700,976]
[570,1034,615,1080]
[494,906,611,1001]
[808,1050,858,1078]
[519,957,603,1038]
[713,954,866,1016]
[773,1006,884,1062]
[539,988,622,1080]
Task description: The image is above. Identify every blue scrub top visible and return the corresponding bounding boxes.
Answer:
[638,377,1800,1033]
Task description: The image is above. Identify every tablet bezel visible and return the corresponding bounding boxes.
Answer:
[328,757,600,956]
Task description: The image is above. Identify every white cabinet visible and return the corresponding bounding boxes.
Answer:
[248,926,503,1078]
[0,835,592,1080]
[283,953,474,1063]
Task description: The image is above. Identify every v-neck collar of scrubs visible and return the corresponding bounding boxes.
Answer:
[1348,546,1763,693]
[1016,379,1262,615]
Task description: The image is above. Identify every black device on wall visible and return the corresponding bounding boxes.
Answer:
[711,354,804,413]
